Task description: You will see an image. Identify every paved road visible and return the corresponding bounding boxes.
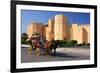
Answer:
[21,47,90,63]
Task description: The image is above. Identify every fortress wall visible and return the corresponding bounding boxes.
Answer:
[82,28,88,43]
[27,14,90,44]
[45,26,54,41]
[45,27,49,40]
[72,24,83,44]
[83,26,90,43]
[71,24,90,44]
[27,23,45,38]
[42,26,46,37]
[27,24,34,38]
[78,25,90,43]
[48,19,54,32]
[67,25,72,40]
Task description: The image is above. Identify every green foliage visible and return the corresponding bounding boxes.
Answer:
[53,40,89,47]
[57,40,78,47]
[70,40,77,45]
[21,33,28,44]
[21,39,28,44]
[59,40,67,44]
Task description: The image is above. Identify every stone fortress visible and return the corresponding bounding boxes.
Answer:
[27,14,90,44]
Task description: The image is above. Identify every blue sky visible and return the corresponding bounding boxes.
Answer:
[21,10,90,33]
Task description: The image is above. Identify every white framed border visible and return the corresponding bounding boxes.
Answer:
[16,5,95,69]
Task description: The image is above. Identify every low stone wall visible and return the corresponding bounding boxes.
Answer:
[21,44,30,48]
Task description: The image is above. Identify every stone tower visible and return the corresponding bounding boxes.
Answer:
[46,19,54,41]
[54,14,68,40]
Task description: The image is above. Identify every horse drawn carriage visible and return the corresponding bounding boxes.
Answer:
[27,35,53,56]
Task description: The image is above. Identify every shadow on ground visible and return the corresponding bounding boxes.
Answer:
[52,52,78,58]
